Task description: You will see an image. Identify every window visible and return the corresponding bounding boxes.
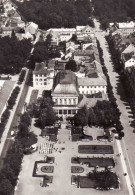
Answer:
[82,86,84,88]
[59,110,62,114]
[64,110,67,114]
[60,99,62,105]
[87,86,89,88]
[69,99,71,105]
[40,79,42,81]
[44,82,47,85]
[64,99,67,105]
[68,110,71,114]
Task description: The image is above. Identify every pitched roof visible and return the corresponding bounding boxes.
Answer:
[78,75,107,86]
[33,62,48,75]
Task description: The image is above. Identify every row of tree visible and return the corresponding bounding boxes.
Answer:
[14,0,93,29]
[7,86,20,110]
[0,36,32,75]
[0,111,37,195]
[93,0,135,29]
[106,35,135,124]
[17,69,26,85]
[96,40,124,134]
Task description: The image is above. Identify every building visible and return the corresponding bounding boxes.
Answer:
[33,62,54,89]
[25,22,38,35]
[109,21,135,36]
[78,75,107,95]
[124,56,135,69]
[51,70,79,117]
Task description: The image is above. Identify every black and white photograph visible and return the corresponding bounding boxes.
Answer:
[0,0,135,194]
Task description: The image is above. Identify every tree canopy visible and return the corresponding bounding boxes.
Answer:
[93,0,135,29]
[14,0,93,29]
[0,36,32,74]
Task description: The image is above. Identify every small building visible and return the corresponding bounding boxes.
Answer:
[124,56,135,69]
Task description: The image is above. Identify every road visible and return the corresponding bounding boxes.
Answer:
[94,18,135,194]
[0,69,31,169]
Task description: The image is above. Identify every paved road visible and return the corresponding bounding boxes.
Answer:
[94,18,135,195]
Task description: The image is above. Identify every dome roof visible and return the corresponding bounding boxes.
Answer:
[52,70,78,95]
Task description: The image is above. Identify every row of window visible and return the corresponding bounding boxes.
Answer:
[35,82,47,85]
[56,109,77,115]
[80,86,106,88]
[35,74,47,77]
[81,90,105,94]
[54,98,77,105]
[35,78,47,81]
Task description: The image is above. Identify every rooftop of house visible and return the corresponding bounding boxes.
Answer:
[33,62,48,75]
[78,75,107,86]
[74,49,93,56]
[118,21,135,29]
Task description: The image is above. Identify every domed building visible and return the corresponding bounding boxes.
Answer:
[52,70,79,117]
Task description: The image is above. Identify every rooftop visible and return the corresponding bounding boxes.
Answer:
[33,62,48,75]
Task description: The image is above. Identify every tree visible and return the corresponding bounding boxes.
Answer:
[0,179,14,195]
[20,112,31,127]
[1,165,17,187]
[18,123,29,138]
[65,60,78,72]
[74,106,89,127]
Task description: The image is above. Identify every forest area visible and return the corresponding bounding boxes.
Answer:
[14,0,93,29]
[93,0,135,29]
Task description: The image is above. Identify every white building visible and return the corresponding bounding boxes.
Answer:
[33,62,54,89]
[125,56,135,69]
[25,22,38,35]
[78,75,107,95]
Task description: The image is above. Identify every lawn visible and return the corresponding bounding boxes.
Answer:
[71,157,115,167]
[78,145,114,154]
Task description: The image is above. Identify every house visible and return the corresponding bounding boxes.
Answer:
[52,70,79,116]
[1,26,21,37]
[25,22,38,35]
[124,56,135,69]
[33,62,54,89]
[76,25,95,38]
[121,44,135,60]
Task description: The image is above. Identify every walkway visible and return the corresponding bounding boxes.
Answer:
[94,18,135,195]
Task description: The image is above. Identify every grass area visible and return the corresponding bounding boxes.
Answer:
[71,157,115,167]
[71,166,84,173]
[78,145,114,154]
[29,90,38,104]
